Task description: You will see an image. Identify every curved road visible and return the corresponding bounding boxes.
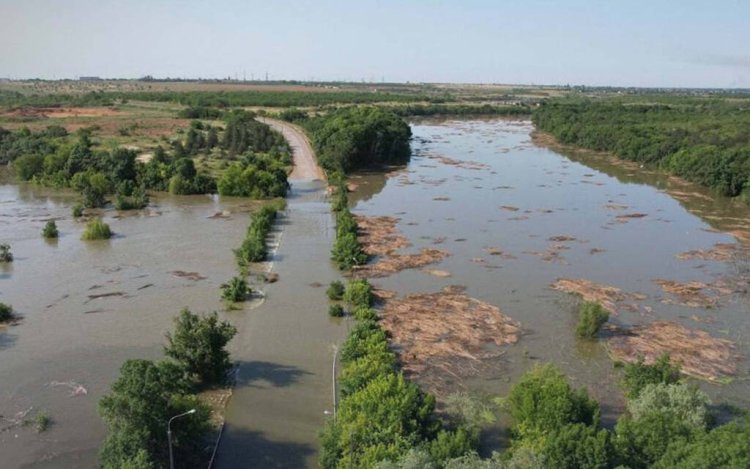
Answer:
[259,117,326,182]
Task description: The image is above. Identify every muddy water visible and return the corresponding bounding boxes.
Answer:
[348,119,750,431]
[0,180,256,467]
[215,180,345,469]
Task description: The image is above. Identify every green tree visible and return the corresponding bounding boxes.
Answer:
[42,220,59,239]
[542,423,613,469]
[627,382,709,429]
[621,353,680,399]
[164,309,237,386]
[343,279,373,308]
[98,359,211,468]
[575,301,608,338]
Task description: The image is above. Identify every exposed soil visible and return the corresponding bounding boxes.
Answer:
[606,321,738,382]
[380,287,521,393]
[1,107,122,118]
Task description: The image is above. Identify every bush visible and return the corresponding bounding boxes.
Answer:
[352,306,378,321]
[622,354,681,399]
[614,411,697,468]
[222,277,249,302]
[34,411,50,433]
[0,243,13,262]
[327,280,345,300]
[42,220,59,239]
[164,309,237,386]
[328,304,345,318]
[541,423,613,469]
[575,302,608,338]
[343,279,373,309]
[72,203,84,217]
[627,382,709,429]
[0,302,14,322]
[81,218,112,240]
[505,364,600,444]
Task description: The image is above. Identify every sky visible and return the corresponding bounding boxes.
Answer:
[1,0,749,88]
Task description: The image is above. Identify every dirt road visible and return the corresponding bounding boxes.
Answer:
[258,117,326,182]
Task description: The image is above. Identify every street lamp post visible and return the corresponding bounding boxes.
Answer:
[167,409,196,469]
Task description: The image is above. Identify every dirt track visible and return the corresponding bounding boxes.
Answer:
[258,117,325,181]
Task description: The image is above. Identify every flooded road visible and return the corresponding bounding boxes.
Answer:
[1,118,749,467]
[348,119,750,428]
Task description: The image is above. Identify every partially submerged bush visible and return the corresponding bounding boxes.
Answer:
[81,218,112,240]
[222,277,249,302]
[627,382,709,428]
[0,302,14,322]
[42,220,59,239]
[326,280,345,300]
[328,304,345,318]
[34,411,50,433]
[622,354,681,399]
[72,203,84,217]
[0,243,13,262]
[575,301,608,338]
[343,279,373,309]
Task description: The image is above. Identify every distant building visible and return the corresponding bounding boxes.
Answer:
[79,76,102,82]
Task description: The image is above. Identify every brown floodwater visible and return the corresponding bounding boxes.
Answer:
[1,118,749,467]
[0,179,258,467]
[348,118,750,436]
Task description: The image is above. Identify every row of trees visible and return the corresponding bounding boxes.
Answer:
[99,309,237,468]
[329,177,367,270]
[533,98,750,199]
[320,279,478,468]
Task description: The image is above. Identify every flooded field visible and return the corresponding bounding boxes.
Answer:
[2,118,749,467]
[349,119,750,429]
[0,180,253,467]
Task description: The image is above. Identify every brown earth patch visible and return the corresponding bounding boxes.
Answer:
[606,321,738,382]
[2,106,122,119]
[380,288,521,393]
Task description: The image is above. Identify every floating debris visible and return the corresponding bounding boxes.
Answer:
[49,380,88,397]
[171,271,207,281]
[676,243,738,262]
[551,278,646,314]
[354,248,450,278]
[607,321,738,382]
[353,215,410,257]
[423,269,451,278]
[653,279,732,309]
[615,213,648,223]
[380,288,521,393]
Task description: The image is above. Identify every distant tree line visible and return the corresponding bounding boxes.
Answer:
[533,98,750,200]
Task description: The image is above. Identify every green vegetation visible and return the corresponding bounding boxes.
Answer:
[80,217,112,240]
[34,411,50,433]
[328,304,345,318]
[303,107,412,174]
[329,180,367,270]
[0,302,14,322]
[326,280,345,300]
[533,97,750,200]
[71,203,83,217]
[343,278,373,309]
[99,359,211,468]
[0,243,13,262]
[41,220,59,239]
[164,308,237,386]
[621,353,681,399]
[221,276,250,302]
[234,205,279,266]
[575,302,609,338]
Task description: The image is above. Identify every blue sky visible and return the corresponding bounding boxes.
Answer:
[1,0,748,87]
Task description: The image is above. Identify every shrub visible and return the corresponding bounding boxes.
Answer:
[622,354,681,399]
[327,280,345,300]
[353,306,378,321]
[328,304,345,318]
[0,243,13,262]
[627,382,709,429]
[506,364,600,444]
[332,232,367,269]
[72,203,84,217]
[81,218,112,240]
[34,411,50,433]
[343,279,373,309]
[164,309,237,386]
[0,302,14,322]
[542,423,613,469]
[575,302,609,338]
[614,411,696,468]
[42,220,59,239]
[222,277,249,302]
